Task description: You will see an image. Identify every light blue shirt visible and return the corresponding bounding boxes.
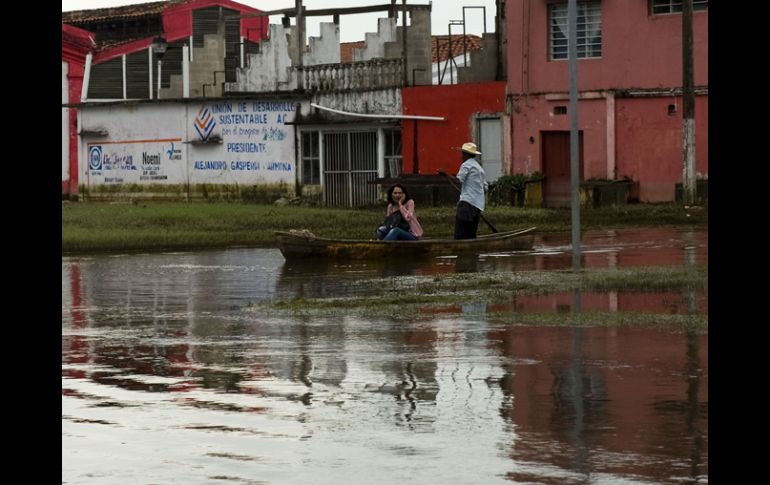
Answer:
[457,157,488,211]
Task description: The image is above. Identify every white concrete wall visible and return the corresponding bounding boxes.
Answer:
[233,24,293,92]
[352,18,398,62]
[305,23,340,65]
[79,100,296,189]
[431,53,468,85]
[311,88,402,118]
[62,62,70,183]
[231,22,341,93]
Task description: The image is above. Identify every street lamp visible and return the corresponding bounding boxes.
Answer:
[151,35,168,59]
[151,35,168,99]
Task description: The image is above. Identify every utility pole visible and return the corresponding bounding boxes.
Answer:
[568,0,581,271]
[402,0,408,86]
[296,0,304,90]
[682,0,695,205]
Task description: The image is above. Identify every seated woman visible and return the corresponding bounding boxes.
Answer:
[377,184,424,241]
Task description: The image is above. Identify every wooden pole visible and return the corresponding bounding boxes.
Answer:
[682,0,696,205]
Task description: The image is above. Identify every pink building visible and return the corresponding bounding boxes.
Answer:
[506,0,708,204]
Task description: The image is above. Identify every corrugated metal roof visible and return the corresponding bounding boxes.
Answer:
[62,0,193,25]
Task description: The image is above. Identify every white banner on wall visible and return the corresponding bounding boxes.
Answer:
[80,100,297,189]
[86,138,185,185]
[190,100,296,185]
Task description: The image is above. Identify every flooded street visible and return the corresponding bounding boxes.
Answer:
[62,227,707,484]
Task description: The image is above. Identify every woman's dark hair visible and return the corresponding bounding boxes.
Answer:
[386,184,412,205]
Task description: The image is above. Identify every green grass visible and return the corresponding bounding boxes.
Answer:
[266,265,707,309]
[62,201,707,253]
[256,265,707,329]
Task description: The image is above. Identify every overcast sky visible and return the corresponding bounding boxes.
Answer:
[62,0,498,43]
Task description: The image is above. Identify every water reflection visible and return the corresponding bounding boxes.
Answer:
[63,227,707,484]
[489,326,708,484]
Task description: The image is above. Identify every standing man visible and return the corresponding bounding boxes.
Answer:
[454,142,488,239]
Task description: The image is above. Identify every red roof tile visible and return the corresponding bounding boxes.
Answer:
[432,35,483,63]
[340,35,483,64]
[62,0,193,25]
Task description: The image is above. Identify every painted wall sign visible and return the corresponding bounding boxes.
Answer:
[86,138,184,185]
[190,101,296,185]
[79,100,297,189]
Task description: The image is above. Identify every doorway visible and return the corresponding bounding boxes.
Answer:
[323,131,379,207]
[478,118,502,182]
[541,131,583,207]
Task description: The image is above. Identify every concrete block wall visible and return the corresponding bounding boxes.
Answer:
[160,75,183,99]
[383,9,432,86]
[457,32,499,83]
[188,35,226,97]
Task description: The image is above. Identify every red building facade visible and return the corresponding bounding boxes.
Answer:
[506,0,708,203]
[62,24,94,197]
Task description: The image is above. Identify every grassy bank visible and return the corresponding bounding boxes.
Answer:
[62,201,707,253]
[256,265,708,329]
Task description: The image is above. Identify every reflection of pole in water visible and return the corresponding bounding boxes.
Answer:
[569,293,588,476]
[683,228,698,314]
[685,329,705,480]
[607,251,618,312]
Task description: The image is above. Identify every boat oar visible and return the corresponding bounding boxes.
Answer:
[438,171,499,233]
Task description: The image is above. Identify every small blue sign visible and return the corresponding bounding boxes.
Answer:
[89,146,103,170]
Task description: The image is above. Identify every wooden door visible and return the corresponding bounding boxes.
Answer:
[541,131,583,207]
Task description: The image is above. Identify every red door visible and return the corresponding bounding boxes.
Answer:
[541,131,583,208]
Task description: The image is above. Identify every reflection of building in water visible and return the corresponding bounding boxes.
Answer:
[254,315,349,398]
[535,228,708,270]
[488,325,708,483]
[62,261,91,380]
[61,250,283,393]
[500,290,707,315]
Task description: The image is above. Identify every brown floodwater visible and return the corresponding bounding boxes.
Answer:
[62,227,707,484]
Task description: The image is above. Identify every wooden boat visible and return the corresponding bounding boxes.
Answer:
[275,227,536,260]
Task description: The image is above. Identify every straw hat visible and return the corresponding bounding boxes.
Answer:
[460,142,482,155]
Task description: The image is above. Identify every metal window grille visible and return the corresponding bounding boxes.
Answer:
[125,50,149,99]
[159,40,185,90]
[651,0,708,14]
[323,131,378,207]
[223,13,241,82]
[384,129,402,178]
[192,7,240,82]
[301,131,320,185]
[88,57,123,99]
[549,1,602,61]
[192,7,223,48]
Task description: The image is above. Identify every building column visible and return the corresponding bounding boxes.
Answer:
[606,91,616,179]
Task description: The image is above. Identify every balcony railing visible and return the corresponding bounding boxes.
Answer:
[296,58,405,93]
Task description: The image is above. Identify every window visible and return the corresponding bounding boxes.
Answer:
[651,0,708,15]
[301,131,320,185]
[549,1,602,61]
[384,129,402,177]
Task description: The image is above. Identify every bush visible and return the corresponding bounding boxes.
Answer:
[488,172,543,206]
